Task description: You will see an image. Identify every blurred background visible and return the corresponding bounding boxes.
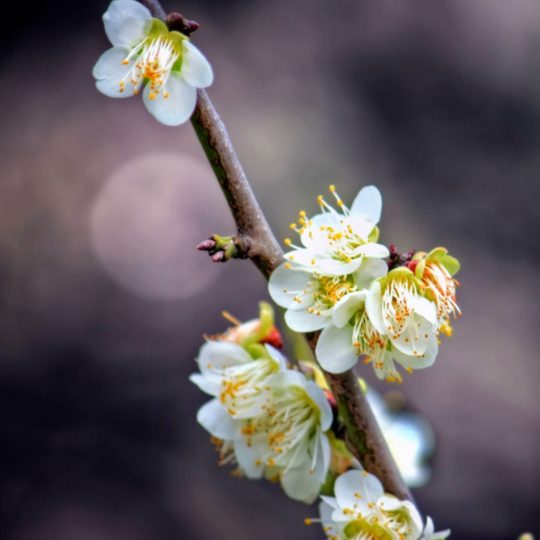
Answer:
[1,0,539,538]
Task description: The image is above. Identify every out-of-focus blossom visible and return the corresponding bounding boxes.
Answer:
[366,389,435,488]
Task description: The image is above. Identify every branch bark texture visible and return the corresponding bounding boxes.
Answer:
[142,0,411,501]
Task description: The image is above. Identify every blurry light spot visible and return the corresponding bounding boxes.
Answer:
[90,153,230,300]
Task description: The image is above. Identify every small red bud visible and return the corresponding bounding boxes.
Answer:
[260,327,283,349]
[197,238,216,251]
[407,260,418,272]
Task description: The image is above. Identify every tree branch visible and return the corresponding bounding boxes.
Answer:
[191,92,283,278]
[142,0,411,501]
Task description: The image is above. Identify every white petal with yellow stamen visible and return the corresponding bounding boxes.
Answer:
[190,341,286,419]
[94,0,213,126]
[234,369,332,503]
[313,469,434,540]
[282,185,389,278]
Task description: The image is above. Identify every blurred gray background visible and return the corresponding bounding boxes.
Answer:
[1,0,539,538]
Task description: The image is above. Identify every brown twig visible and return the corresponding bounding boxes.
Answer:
[141,0,411,501]
[191,91,283,278]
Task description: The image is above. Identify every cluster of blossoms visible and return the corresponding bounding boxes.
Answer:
[93,4,456,536]
[190,303,333,503]
[191,305,450,537]
[93,0,213,126]
[311,470,450,540]
[269,185,460,383]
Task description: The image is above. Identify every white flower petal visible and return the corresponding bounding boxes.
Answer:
[332,291,366,328]
[357,242,389,259]
[315,430,331,480]
[284,248,363,276]
[196,398,237,440]
[234,437,264,479]
[350,185,382,225]
[285,308,329,333]
[265,369,305,390]
[334,469,383,513]
[316,256,363,276]
[354,257,388,290]
[413,295,438,328]
[391,314,435,357]
[378,497,423,536]
[281,463,321,503]
[316,325,358,373]
[189,373,219,396]
[143,73,197,126]
[182,41,214,88]
[319,500,339,535]
[198,340,252,375]
[268,263,312,309]
[265,344,288,371]
[320,495,339,510]
[393,332,438,369]
[300,213,339,250]
[422,517,451,539]
[103,0,151,48]
[305,381,333,431]
[365,281,386,335]
[93,47,139,98]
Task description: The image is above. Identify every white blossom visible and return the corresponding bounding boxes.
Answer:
[233,369,333,503]
[316,469,424,539]
[269,258,387,334]
[93,0,213,126]
[190,340,286,419]
[191,339,332,503]
[366,389,435,488]
[282,185,389,277]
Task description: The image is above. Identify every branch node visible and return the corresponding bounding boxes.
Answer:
[197,234,250,263]
[165,12,200,35]
[388,244,415,270]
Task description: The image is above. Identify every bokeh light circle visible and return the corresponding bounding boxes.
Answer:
[90,153,229,300]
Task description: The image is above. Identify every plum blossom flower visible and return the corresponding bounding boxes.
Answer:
[282,185,389,277]
[366,388,435,488]
[313,279,436,381]
[409,248,461,335]
[268,185,388,333]
[357,268,440,379]
[269,258,387,334]
[194,363,332,502]
[190,340,286,419]
[233,369,333,502]
[190,303,333,503]
[93,0,213,126]
[314,469,424,540]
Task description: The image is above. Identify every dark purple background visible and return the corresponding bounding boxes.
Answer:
[1,0,539,539]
